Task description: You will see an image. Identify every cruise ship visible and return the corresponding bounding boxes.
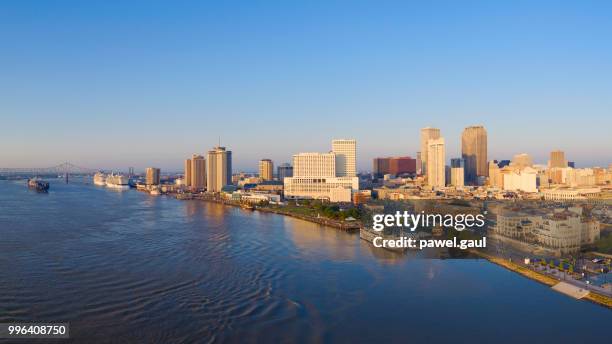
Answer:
[93,172,106,186]
[105,173,130,189]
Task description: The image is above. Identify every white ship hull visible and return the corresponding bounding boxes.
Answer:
[105,174,130,190]
[106,183,129,190]
[93,173,106,186]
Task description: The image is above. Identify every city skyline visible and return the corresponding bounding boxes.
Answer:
[1,1,611,169]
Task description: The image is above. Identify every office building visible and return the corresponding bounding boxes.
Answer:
[184,158,192,187]
[512,153,533,169]
[502,167,537,193]
[461,125,487,185]
[332,139,357,177]
[145,167,160,186]
[191,154,206,190]
[373,158,390,176]
[427,138,445,188]
[293,152,336,177]
[259,159,274,181]
[284,139,359,202]
[450,158,465,187]
[277,163,293,181]
[549,150,567,168]
[373,157,416,176]
[420,127,440,175]
[206,146,232,192]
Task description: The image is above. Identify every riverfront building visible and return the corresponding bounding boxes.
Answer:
[259,159,274,181]
[332,139,357,177]
[191,154,206,191]
[284,139,359,202]
[461,125,488,185]
[494,207,600,255]
[184,158,192,187]
[145,167,160,186]
[206,147,232,193]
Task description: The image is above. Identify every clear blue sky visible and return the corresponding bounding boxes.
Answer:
[1,0,611,172]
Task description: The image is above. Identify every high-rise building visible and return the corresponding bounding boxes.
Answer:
[373,158,390,176]
[416,152,422,175]
[184,158,192,187]
[420,127,440,175]
[549,150,567,168]
[259,159,274,181]
[461,125,488,185]
[277,163,293,181]
[145,167,160,186]
[427,138,445,188]
[284,139,359,202]
[332,139,357,177]
[206,146,232,192]
[512,153,533,169]
[293,152,336,177]
[191,154,206,190]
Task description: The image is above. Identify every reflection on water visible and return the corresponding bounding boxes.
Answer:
[0,179,610,343]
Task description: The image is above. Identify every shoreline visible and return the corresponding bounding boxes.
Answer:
[172,192,610,308]
[179,194,361,232]
[471,250,612,309]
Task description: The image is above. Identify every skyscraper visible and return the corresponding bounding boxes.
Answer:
[420,127,440,175]
[416,152,422,175]
[549,150,566,168]
[512,153,533,169]
[277,163,293,181]
[191,154,206,190]
[259,159,274,181]
[461,125,488,185]
[427,138,445,188]
[332,139,356,177]
[206,146,232,192]
[145,167,160,185]
[184,158,192,187]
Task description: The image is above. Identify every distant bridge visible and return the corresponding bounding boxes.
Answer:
[0,162,98,176]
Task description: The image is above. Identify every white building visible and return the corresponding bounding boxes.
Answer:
[450,167,464,187]
[426,138,445,188]
[332,139,357,177]
[284,139,358,202]
[541,187,601,200]
[502,167,537,193]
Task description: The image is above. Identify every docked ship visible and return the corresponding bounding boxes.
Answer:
[27,178,50,192]
[93,172,106,186]
[105,173,130,189]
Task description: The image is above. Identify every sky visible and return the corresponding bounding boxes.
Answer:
[1,0,611,172]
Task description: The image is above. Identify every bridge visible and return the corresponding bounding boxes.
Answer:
[0,162,99,181]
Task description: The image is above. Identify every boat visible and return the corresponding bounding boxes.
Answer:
[93,172,106,186]
[27,178,50,192]
[105,173,130,189]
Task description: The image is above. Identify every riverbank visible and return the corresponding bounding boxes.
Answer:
[472,250,612,309]
[178,194,361,231]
